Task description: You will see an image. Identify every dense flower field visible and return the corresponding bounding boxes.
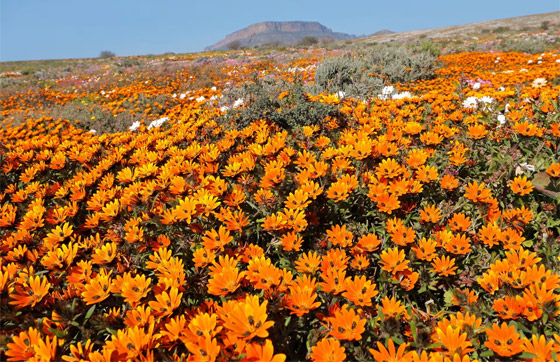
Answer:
[1,40,560,362]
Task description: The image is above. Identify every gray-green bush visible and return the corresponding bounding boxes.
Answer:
[365,42,439,83]
[219,75,345,130]
[498,37,551,54]
[312,41,439,99]
[312,54,383,99]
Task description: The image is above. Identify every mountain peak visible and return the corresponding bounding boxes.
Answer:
[205,21,355,51]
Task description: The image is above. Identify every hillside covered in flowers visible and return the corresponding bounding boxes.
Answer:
[1,32,560,361]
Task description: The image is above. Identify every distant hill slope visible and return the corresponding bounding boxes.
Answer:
[356,11,560,43]
[205,21,355,51]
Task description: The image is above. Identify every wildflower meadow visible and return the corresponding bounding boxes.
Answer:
[1,31,560,362]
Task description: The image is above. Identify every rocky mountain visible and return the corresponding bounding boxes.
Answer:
[205,21,356,51]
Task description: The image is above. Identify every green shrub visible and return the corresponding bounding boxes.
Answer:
[312,42,439,99]
[298,36,319,47]
[494,26,511,34]
[498,37,551,54]
[414,39,442,57]
[99,50,116,58]
[219,75,345,130]
[226,40,242,50]
[312,54,383,98]
[365,42,439,84]
[48,102,136,134]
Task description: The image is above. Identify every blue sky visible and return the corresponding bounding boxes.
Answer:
[1,0,558,61]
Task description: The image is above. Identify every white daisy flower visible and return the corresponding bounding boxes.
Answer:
[462,97,478,109]
[129,121,141,132]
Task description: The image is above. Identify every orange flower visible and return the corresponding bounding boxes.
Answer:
[91,242,117,265]
[192,247,216,268]
[376,191,401,214]
[280,231,303,252]
[310,338,346,362]
[380,247,409,275]
[320,249,350,273]
[246,257,282,290]
[284,283,321,317]
[448,212,471,231]
[406,148,428,169]
[499,227,525,250]
[262,213,287,232]
[369,339,414,362]
[419,204,442,224]
[82,269,112,305]
[244,339,286,362]
[62,339,95,362]
[376,158,403,179]
[445,233,472,255]
[510,175,534,196]
[390,226,416,246]
[221,295,274,340]
[295,251,322,274]
[467,123,488,139]
[414,237,437,261]
[350,254,370,270]
[464,181,492,203]
[342,275,379,306]
[5,327,41,361]
[319,268,348,295]
[435,325,473,356]
[33,335,58,362]
[522,334,555,362]
[10,275,51,308]
[415,165,439,184]
[326,224,353,247]
[124,305,153,328]
[478,223,501,247]
[279,208,307,232]
[440,174,459,191]
[186,312,222,341]
[326,181,351,202]
[326,305,366,341]
[185,336,220,362]
[43,222,74,249]
[148,287,182,317]
[380,296,408,320]
[104,324,156,360]
[484,322,523,357]
[545,162,560,177]
[357,233,381,252]
[493,295,524,320]
[431,255,458,276]
[118,273,152,305]
[285,189,310,210]
[202,226,233,251]
[207,266,244,297]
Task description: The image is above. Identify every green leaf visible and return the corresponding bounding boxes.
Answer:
[84,305,96,324]
[284,315,292,327]
[533,172,551,188]
[426,342,442,349]
[522,240,534,248]
[48,328,66,338]
[479,350,494,357]
[105,328,117,336]
[519,352,538,359]
[443,289,454,306]
[390,336,404,345]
